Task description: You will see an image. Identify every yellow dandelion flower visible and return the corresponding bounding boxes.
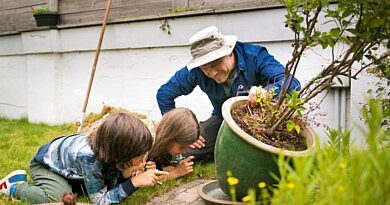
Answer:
[226,170,232,177]
[287,182,295,189]
[338,185,344,192]
[258,182,267,189]
[227,177,239,186]
[340,163,346,170]
[242,195,251,202]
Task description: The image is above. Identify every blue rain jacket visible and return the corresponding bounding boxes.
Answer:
[157,41,301,117]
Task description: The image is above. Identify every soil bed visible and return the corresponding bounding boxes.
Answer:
[231,102,307,151]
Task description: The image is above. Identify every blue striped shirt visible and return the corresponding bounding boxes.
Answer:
[33,134,137,205]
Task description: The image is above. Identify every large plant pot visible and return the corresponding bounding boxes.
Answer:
[33,14,59,27]
[215,96,317,200]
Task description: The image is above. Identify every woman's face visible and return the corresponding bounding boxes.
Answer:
[168,142,189,156]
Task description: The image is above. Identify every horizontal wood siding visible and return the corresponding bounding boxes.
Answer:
[59,0,172,24]
[0,0,46,11]
[187,0,281,10]
[0,0,47,34]
[0,0,281,35]
[221,0,281,10]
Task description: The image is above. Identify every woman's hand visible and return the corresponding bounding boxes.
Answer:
[145,161,157,171]
[170,156,194,179]
[131,170,169,188]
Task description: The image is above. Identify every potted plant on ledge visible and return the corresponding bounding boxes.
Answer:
[215,0,389,200]
[29,6,59,27]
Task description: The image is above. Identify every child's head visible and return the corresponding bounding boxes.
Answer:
[89,112,153,169]
[150,108,200,163]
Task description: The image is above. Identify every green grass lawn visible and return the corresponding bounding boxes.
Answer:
[0,118,216,204]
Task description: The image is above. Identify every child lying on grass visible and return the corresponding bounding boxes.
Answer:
[146,108,201,181]
[0,113,168,204]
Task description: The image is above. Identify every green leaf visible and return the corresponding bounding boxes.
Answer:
[320,0,329,7]
[292,90,298,98]
[341,20,350,27]
[346,29,358,35]
[286,92,291,102]
[287,120,295,132]
[294,125,301,134]
[287,123,294,132]
[360,32,371,41]
[327,37,335,48]
[338,36,350,43]
[296,16,304,23]
[342,9,353,18]
[320,41,328,49]
[336,77,343,85]
[330,28,340,36]
[286,0,292,8]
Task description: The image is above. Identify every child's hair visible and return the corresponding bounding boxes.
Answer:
[89,112,153,169]
[149,108,200,165]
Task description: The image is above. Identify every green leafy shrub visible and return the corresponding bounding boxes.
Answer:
[28,6,57,15]
[229,97,389,204]
[234,0,389,150]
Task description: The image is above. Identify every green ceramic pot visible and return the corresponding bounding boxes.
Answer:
[215,96,317,200]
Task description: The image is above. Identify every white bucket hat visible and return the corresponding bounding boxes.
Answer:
[187,26,238,70]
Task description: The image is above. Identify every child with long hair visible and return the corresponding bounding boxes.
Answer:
[146,107,200,180]
[0,113,168,204]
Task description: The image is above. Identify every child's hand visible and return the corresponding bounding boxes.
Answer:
[131,170,169,188]
[171,156,195,178]
[145,161,157,170]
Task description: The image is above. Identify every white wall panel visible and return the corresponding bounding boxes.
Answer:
[0,56,27,119]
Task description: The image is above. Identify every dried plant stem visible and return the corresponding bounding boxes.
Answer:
[266,4,322,133]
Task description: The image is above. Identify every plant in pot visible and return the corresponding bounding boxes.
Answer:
[215,0,389,201]
[29,6,59,27]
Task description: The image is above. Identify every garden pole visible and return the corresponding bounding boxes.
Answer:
[77,0,113,133]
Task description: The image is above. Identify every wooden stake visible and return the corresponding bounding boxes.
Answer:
[78,0,113,133]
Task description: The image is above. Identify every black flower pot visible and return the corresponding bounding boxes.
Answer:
[33,14,59,27]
